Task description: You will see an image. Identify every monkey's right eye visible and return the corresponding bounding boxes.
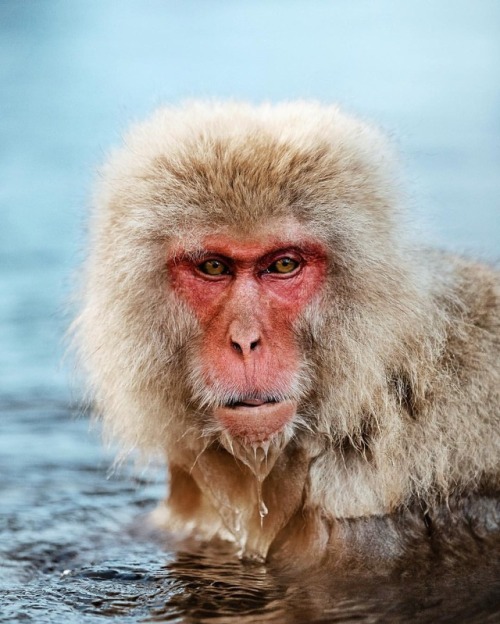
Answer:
[198,259,229,276]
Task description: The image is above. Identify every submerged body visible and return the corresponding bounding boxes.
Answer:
[75,102,500,566]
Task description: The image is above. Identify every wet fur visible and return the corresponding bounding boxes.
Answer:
[74,102,500,563]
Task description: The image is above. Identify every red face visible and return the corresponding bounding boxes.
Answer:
[167,226,327,443]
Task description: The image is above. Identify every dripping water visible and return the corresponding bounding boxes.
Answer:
[220,432,274,528]
[236,441,271,527]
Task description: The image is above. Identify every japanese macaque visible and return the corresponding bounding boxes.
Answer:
[74,102,500,567]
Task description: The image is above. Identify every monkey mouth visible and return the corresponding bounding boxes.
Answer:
[226,398,278,408]
[214,398,296,443]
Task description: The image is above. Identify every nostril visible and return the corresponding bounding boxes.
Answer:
[230,338,260,355]
[231,341,243,354]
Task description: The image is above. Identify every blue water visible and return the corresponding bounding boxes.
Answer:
[1,1,499,621]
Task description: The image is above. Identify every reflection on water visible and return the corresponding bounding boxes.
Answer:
[1,404,499,623]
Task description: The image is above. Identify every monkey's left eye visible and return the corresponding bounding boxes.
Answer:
[198,259,228,276]
[267,257,300,274]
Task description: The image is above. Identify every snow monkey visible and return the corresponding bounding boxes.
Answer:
[75,102,500,567]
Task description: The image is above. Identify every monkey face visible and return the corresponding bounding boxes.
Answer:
[167,222,327,445]
[77,102,409,462]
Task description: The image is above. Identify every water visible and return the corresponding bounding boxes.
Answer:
[1,1,499,621]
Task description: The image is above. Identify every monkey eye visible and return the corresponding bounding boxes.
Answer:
[198,259,229,276]
[267,257,300,274]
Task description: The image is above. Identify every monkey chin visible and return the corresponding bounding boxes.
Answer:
[214,400,297,444]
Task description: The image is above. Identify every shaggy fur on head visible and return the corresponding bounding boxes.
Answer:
[74,101,500,561]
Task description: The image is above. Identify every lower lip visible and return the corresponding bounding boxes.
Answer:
[214,401,296,443]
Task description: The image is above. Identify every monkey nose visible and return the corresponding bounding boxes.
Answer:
[231,337,261,356]
[229,321,261,356]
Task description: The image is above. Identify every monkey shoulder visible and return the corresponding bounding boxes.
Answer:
[445,254,500,332]
[405,252,500,501]
[431,252,499,379]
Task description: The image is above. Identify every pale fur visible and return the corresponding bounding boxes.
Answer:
[73,102,500,559]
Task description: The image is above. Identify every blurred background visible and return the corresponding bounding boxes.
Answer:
[1,0,499,406]
[1,3,499,619]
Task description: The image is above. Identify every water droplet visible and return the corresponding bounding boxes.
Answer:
[233,509,241,533]
[259,499,268,519]
[255,479,268,528]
